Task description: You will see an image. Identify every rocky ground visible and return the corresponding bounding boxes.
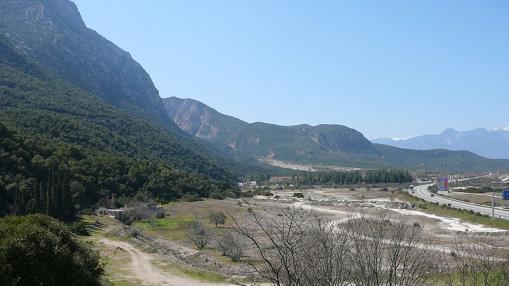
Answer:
[82,186,509,286]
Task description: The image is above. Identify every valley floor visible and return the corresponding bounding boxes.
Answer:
[81,186,509,286]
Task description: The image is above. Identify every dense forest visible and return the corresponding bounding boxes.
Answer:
[0,36,237,182]
[0,34,247,221]
[0,122,235,221]
[254,169,413,186]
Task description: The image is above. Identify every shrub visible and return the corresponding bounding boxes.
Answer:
[187,221,211,249]
[0,214,103,286]
[182,192,201,202]
[70,221,90,236]
[209,191,225,200]
[292,192,304,198]
[217,230,246,262]
[208,211,227,228]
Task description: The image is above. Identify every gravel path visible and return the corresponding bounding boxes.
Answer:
[101,239,236,286]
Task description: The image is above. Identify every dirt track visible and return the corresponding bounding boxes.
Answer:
[101,239,235,286]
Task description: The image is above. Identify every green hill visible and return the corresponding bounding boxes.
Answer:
[164,97,509,172]
[373,144,509,172]
[163,97,378,164]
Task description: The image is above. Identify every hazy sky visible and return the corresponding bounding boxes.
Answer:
[73,0,508,139]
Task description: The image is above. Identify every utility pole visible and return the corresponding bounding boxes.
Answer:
[491,191,495,220]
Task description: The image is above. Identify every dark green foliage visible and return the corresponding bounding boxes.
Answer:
[0,55,234,182]
[70,221,90,236]
[292,169,413,186]
[363,169,414,184]
[292,192,305,198]
[0,1,247,184]
[208,211,227,228]
[0,122,231,220]
[0,34,239,220]
[0,214,103,286]
[209,191,225,200]
[181,192,202,202]
[0,123,75,221]
[243,189,274,197]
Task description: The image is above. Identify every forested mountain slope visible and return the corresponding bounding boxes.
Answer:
[0,38,233,180]
[0,0,169,125]
[0,34,238,219]
[0,120,234,221]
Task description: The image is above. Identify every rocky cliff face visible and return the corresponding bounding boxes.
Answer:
[163,97,379,165]
[163,97,246,140]
[0,0,170,124]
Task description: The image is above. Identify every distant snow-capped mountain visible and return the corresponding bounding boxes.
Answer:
[372,128,509,159]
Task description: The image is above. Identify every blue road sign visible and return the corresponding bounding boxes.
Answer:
[437,178,449,192]
[503,189,509,200]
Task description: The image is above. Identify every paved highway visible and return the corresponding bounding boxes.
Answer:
[410,184,509,220]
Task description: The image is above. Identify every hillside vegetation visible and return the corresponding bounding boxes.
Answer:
[164,97,509,171]
[0,32,236,219]
[0,120,234,221]
[0,214,103,285]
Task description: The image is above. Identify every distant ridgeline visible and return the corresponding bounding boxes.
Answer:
[164,97,509,172]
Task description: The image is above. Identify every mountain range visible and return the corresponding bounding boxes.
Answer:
[373,128,509,160]
[0,0,239,182]
[0,0,508,187]
[163,97,509,171]
[1,0,509,226]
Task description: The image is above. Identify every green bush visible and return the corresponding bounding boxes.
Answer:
[0,214,103,286]
[208,211,227,228]
[182,192,201,202]
[70,221,90,236]
[209,191,225,200]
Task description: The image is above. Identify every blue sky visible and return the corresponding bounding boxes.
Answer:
[73,0,508,139]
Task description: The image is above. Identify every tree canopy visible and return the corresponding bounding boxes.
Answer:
[0,121,237,221]
[0,214,103,286]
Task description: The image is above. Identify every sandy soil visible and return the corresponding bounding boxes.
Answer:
[101,239,235,286]
[261,158,362,172]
